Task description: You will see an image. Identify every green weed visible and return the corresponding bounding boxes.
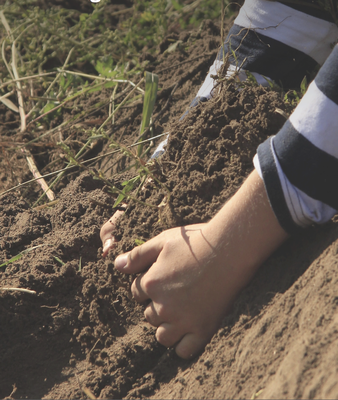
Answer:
[137,71,159,156]
[0,245,46,268]
[53,256,66,266]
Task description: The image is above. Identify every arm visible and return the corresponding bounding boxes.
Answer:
[101,0,336,251]
[114,169,288,359]
[116,44,338,359]
[255,44,338,233]
[104,3,338,360]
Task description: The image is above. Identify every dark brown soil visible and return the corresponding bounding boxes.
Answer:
[1,5,338,400]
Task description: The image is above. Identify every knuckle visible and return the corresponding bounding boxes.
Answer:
[143,281,153,296]
[129,247,141,265]
[155,303,166,318]
[99,224,109,241]
[175,340,196,359]
[161,238,176,256]
[143,274,157,294]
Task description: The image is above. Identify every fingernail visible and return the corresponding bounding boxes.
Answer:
[115,253,129,270]
[103,238,113,254]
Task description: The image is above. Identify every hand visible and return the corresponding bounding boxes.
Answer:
[115,223,237,359]
[114,170,289,359]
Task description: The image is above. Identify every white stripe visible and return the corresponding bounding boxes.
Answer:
[151,136,168,158]
[196,59,272,99]
[234,0,338,65]
[289,80,338,159]
[271,137,337,226]
[196,59,223,99]
[226,64,272,86]
[254,142,337,227]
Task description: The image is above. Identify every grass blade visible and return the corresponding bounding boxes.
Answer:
[0,96,19,112]
[137,71,158,157]
[0,244,46,268]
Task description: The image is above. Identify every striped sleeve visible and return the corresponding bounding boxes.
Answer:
[254,44,338,233]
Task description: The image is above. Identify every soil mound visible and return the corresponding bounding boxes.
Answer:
[1,8,338,400]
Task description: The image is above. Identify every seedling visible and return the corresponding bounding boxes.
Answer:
[134,239,146,246]
[137,71,159,156]
[53,256,65,266]
[0,245,46,268]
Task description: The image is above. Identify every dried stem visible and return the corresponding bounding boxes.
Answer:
[0,133,168,199]
[99,76,145,131]
[0,12,55,201]
[0,287,37,295]
[21,148,55,201]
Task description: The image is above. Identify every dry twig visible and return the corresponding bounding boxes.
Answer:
[0,287,36,294]
[1,12,55,201]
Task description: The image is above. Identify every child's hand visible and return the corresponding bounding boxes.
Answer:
[115,223,235,359]
[114,170,289,358]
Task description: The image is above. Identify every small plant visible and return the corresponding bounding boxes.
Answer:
[53,256,65,266]
[137,71,159,156]
[104,137,171,208]
[0,245,46,268]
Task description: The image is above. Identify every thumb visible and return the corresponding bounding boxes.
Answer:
[115,234,164,274]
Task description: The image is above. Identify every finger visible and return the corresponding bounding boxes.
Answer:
[156,323,184,349]
[115,233,165,274]
[131,272,149,303]
[175,333,209,360]
[144,302,163,327]
[102,237,118,258]
[100,219,115,253]
[100,210,125,242]
[100,210,125,257]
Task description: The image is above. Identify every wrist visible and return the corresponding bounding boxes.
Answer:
[203,170,289,287]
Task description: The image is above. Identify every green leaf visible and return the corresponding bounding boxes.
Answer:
[60,74,66,89]
[59,73,75,92]
[138,71,158,156]
[245,71,258,85]
[53,256,65,266]
[0,245,46,268]
[113,193,126,208]
[113,176,141,207]
[122,176,140,190]
[95,57,117,79]
[103,81,117,89]
[300,75,308,96]
[42,101,57,114]
[87,85,104,94]
[80,13,89,22]
[171,0,183,11]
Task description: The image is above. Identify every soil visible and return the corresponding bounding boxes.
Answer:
[1,3,338,400]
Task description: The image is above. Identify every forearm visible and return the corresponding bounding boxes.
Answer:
[203,169,289,289]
